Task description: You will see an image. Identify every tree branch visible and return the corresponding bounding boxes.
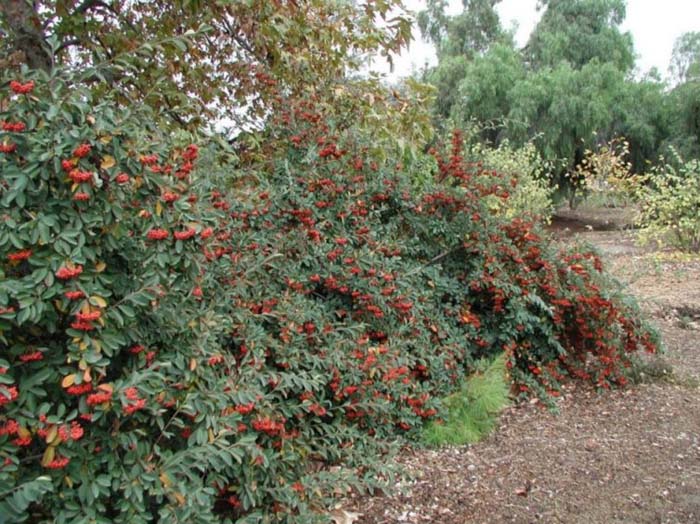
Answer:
[220,17,256,57]
[404,245,465,277]
[55,38,82,55]
[73,0,117,17]
[71,0,140,35]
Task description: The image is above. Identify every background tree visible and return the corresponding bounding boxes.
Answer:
[420,0,689,183]
[0,0,413,131]
[418,0,505,58]
[669,31,700,85]
[665,32,700,159]
[418,0,509,119]
[525,0,634,72]
[612,74,672,172]
[507,61,626,170]
[451,42,525,144]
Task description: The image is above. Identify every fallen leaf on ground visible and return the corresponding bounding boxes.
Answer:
[329,509,361,524]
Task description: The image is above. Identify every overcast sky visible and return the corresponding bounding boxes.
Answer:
[374,0,700,80]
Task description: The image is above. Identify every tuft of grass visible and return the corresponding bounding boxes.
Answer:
[422,354,510,447]
[627,355,674,385]
[628,355,700,389]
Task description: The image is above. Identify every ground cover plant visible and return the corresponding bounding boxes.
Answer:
[0,69,660,523]
[422,355,510,446]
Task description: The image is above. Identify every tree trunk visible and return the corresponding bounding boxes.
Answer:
[0,1,51,71]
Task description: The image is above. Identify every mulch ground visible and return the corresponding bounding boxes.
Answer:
[350,209,700,524]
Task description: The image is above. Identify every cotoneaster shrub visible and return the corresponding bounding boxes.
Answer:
[0,71,258,523]
[0,71,393,524]
[1,71,660,523]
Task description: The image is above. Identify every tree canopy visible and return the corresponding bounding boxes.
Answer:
[418,0,506,59]
[525,0,634,72]
[419,0,695,174]
[670,31,700,84]
[0,0,413,130]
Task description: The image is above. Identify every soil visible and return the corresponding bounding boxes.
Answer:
[350,206,700,524]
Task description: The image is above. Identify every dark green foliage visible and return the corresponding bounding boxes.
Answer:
[452,43,525,143]
[0,69,659,522]
[666,81,700,159]
[0,476,53,523]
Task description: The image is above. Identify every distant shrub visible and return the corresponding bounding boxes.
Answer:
[636,152,700,252]
[571,137,638,208]
[467,140,554,222]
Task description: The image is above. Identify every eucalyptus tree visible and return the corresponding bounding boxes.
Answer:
[670,31,700,85]
[662,31,700,158]
[525,0,634,72]
[418,0,510,118]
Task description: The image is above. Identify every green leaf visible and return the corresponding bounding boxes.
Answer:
[0,476,54,524]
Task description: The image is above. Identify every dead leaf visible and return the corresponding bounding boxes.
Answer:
[329,509,361,524]
[45,425,58,445]
[101,155,116,169]
[160,472,172,488]
[515,480,532,497]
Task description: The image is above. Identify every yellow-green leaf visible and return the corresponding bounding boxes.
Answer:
[41,447,56,467]
[90,296,108,308]
[62,374,76,388]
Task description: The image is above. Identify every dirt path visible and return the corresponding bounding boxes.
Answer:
[354,214,700,524]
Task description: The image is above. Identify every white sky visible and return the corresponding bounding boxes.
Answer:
[374,0,700,80]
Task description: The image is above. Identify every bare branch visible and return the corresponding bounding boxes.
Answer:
[55,38,82,55]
